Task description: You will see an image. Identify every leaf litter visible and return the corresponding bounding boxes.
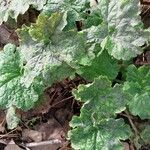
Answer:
[0,76,86,150]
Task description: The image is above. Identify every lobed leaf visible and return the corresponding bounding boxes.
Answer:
[69,77,131,149]
[0,44,44,128]
[73,76,129,119]
[84,0,148,60]
[29,12,67,43]
[18,13,94,87]
[69,118,131,150]
[42,0,91,30]
[123,65,150,119]
[77,48,119,80]
[0,0,46,24]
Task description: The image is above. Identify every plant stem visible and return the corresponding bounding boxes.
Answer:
[124,110,139,137]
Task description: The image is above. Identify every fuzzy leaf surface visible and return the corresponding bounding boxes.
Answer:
[0,44,44,128]
[73,77,129,119]
[85,0,148,60]
[0,0,46,24]
[69,118,131,150]
[0,44,43,111]
[123,65,150,119]
[18,13,94,87]
[69,77,131,149]
[43,0,91,30]
[77,48,119,80]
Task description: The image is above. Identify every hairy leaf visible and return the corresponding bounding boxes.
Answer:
[85,0,148,60]
[43,0,90,13]
[0,44,44,128]
[18,13,94,87]
[123,65,150,119]
[69,118,131,150]
[73,77,129,119]
[0,44,43,110]
[77,48,119,80]
[29,12,67,43]
[69,77,131,149]
[43,0,91,30]
[0,0,46,24]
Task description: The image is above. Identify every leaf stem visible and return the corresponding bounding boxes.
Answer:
[124,110,139,137]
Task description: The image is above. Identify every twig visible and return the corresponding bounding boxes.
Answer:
[25,139,62,148]
[51,96,74,108]
[0,134,18,139]
[48,91,57,105]
[120,112,134,120]
[0,128,18,139]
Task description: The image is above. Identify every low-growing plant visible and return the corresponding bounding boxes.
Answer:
[0,0,149,149]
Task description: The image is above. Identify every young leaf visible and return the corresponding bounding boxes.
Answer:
[69,77,131,149]
[0,0,46,24]
[29,12,67,44]
[123,65,150,119]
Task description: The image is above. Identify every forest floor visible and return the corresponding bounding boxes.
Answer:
[0,1,150,150]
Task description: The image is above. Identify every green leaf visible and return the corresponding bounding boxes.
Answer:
[0,44,43,110]
[123,65,150,119]
[85,0,148,60]
[69,77,131,149]
[0,0,46,24]
[69,118,131,150]
[18,13,94,87]
[77,47,119,81]
[29,12,67,43]
[140,125,150,144]
[0,44,44,129]
[73,77,128,119]
[43,0,91,30]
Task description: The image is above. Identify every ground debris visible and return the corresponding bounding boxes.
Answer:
[0,23,19,48]
[2,76,86,150]
[134,50,150,66]
[4,140,23,150]
[22,129,43,142]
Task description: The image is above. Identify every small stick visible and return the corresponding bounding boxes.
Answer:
[25,139,62,148]
[0,128,18,139]
[51,96,74,108]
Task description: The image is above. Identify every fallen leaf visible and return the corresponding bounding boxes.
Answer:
[37,117,64,141]
[22,129,43,142]
[4,140,23,150]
